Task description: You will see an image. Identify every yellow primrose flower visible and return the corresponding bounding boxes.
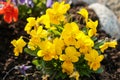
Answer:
[60,47,80,74]
[46,8,65,24]
[85,49,104,71]
[61,61,74,75]
[75,31,85,40]
[61,22,80,46]
[30,26,48,38]
[108,41,117,47]
[37,50,53,61]
[77,40,93,54]
[99,41,117,53]
[36,15,50,28]
[60,46,80,62]
[88,28,97,37]
[86,19,98,29]
[78,8,88,23]
[87,19,98,37]
[75,31,94,54]
[24,17,36,34]
[46,1,70,24]
[11,37,26,56]
[62,22,80,37]
[37,40,57,61]
[69,71,80,80]
[52,1,70,14]
[63,35,76,46]
[28,37,42,50]
[53,38,65,55]
[28,26,48,50]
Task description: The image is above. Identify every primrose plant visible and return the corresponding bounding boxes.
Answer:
[11,1,117,80]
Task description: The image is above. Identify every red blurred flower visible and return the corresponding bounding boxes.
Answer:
[0,1,18,23]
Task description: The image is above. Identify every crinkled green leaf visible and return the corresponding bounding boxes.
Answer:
[24,48,39,56]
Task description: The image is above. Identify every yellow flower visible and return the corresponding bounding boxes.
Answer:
[53,38,65,55]
[52,1,70,14]
[28,37,42,50]
[37,40,57,61]
[30,26,48,38]
[60,46,80,62]
[28,26,48,50]
[75,31,94,54]
[108,41,117,47]
[46,2,70,24]
[36,15,50,28]
[88,28,97,37]
[61,22,80,46]
[69,71,80,80]
[61,61,74,75]
[24,17,36,34]
[11,37,26,56]
[86,19,98,29]
[85,49,104,71]
[99,41,117,53]
[78,8,88,23]
[87,19,98,37]
[47,9,65,24]
[60,46,80,75]
[37,50,53,61]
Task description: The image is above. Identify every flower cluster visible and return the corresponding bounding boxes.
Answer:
[11,1,117,80]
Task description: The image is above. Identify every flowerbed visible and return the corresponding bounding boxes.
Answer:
[0,0,119,80]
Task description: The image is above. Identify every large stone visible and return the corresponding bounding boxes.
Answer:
[79,0,120,5]
[88,3,120,40]
[72,0,120,22]
[78,0,98,4]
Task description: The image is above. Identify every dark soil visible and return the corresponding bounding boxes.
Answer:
[0,1,120,80]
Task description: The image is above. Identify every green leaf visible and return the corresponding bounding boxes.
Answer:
[36,2,43,7]
[91,36,98,41]
[24,48,39,56]
[95,67,104,73]
[55,71,67,79]
[97,49,102,54]
[32,60,42,70]
[33,0,38,3]
[80,71,90,77]
[52,30,61,36]
[82,27,88,35]
[36,65,42,70]
[94,40,104,49]
[27,9,32,14]
[32,60,39,66]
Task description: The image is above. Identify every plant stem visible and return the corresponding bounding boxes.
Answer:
[2,67,15,80]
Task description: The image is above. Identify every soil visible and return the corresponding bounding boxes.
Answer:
[0,2,120,80]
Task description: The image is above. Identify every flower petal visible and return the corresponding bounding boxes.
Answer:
[4,13,12,23]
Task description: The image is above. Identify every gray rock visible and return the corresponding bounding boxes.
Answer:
[81,0,120,5]
[79,0,98,4]
[88,3,120,40]
[72,0,120,23]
